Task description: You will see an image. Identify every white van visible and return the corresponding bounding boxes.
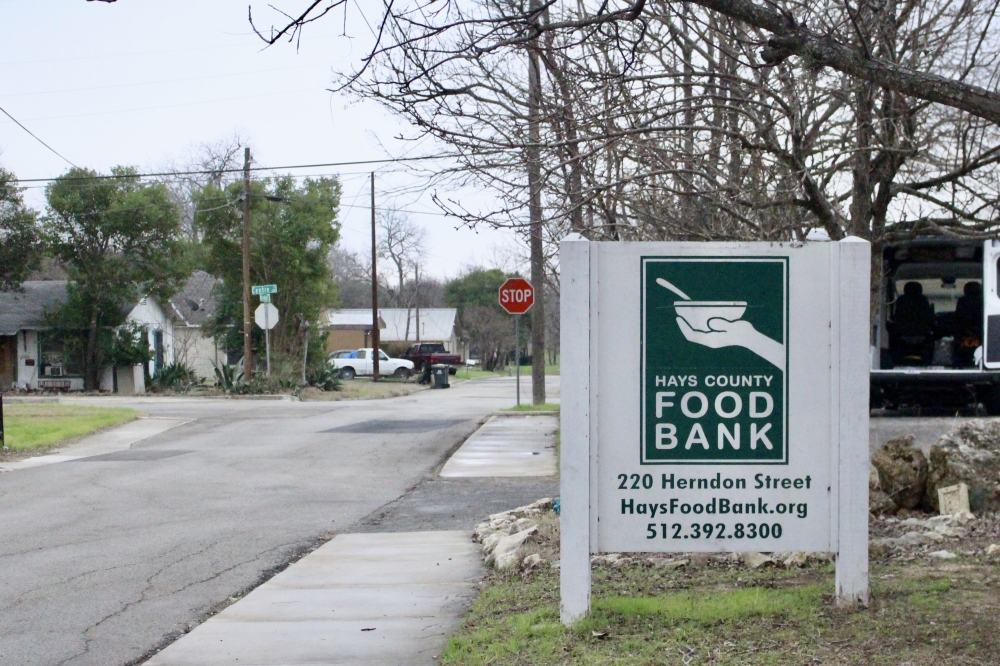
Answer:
[871,237,1000,413]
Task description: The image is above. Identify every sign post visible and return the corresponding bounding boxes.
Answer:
[559,235,870,624]
[254,302,280,378]
[252,285,278,378]
[499,278,535,406]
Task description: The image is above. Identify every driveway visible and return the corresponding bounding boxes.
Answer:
[0,376,557,666]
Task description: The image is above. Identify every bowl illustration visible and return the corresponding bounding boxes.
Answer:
[674,301,747,332]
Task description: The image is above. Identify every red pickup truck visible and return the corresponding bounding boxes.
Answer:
[401,343,462,374]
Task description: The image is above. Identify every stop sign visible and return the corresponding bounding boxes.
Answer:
[499,278,534,315]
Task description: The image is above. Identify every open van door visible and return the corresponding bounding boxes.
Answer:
[984,240,1000,368]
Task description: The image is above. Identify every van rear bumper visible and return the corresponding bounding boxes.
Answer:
[871,369,1000,387]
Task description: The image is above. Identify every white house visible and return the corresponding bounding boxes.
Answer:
[0,273,226,392]
[164,271,226,382]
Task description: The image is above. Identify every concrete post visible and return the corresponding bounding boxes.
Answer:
[835,237,871,605]
[560,234,591,624]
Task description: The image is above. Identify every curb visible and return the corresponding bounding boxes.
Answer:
[492,410,560,417]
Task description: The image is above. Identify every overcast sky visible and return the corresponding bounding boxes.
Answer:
[0,0,519,280]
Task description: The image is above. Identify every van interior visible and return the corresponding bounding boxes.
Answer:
[879,242,984,369]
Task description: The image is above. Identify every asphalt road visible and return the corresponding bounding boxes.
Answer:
[0,376,558,666]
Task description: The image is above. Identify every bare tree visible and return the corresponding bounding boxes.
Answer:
[377,211,427,339]
[252,0,1000,324]
[158,131,250,241]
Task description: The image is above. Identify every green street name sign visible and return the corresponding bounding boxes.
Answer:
[252,284,278,296]
[641,257,788,465]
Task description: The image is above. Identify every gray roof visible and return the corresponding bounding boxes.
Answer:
[168,271,220,327]
[0,281,68,335]
[328,308,457,342]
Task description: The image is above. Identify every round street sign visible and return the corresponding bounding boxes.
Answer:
[254,303,279,330]
[499,278,534,315]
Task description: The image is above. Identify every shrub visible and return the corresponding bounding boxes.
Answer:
[306,364,341,392]
[153,362,198,391]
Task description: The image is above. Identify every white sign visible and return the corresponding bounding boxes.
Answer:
[559,236,870,624]
[254,303,279,330]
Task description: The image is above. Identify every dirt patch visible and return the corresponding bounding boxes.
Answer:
[298,381,426,401]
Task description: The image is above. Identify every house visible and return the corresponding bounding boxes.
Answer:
[324,310,386,353]
[0,273,226,392]
[0,281,76,391]
[324,308,468,359]
[165,271,226,382]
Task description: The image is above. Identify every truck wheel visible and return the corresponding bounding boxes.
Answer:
[339,367,356,380]
[983,386,1000,415]
[393,367,411,380]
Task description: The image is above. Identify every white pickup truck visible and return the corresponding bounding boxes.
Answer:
[328,348,414,380]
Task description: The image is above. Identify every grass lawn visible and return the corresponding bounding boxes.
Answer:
[443,514,1000,665]
[500,403,560,412]
[455,364,560,381]
[2,404,138,452]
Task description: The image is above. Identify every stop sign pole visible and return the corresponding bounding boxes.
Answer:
[499,278,535,406]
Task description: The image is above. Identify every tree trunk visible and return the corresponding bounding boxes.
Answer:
[85,306,100,392]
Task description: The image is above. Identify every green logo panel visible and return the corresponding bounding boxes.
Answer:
[641,257,788,464]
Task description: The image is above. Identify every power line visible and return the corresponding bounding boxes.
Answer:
[0,104,78,168]
[16,153,479,184]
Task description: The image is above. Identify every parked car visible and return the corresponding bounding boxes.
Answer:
[328,348,414,380]
[401,343,462,374]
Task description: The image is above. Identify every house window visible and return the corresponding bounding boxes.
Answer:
[153,330,164,369]
[38,332,83,377]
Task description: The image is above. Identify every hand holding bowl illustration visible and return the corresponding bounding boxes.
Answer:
[657,277,785,371]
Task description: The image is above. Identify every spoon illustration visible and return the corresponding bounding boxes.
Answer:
[656,277,691,301]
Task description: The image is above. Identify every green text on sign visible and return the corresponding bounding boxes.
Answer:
[641,257,788,465]
[252,284,278,296]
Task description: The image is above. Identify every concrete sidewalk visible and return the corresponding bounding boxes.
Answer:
[440,414,558,477]
[142,404,558,666]
[144,532,481,666]
[0,416,188,472]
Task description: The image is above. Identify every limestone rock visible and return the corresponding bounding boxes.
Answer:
[985,544,1000,557]
[871,435,927,510]
[744,552,774,569]
[928,550,957,559]
[611,557,635,569]
[482,531,506,555]
[869,464,881,491]
[522,553,544,569]
[937,483,971,516]
[590,553,621,566]
[869,489,898,516]
[924,421,1000,513]
[783,552,807,568]
[932,524,964,539]
[509,518,538,534]
[645,557,687,569]
[486,526,537,568]
[953,511,975,525]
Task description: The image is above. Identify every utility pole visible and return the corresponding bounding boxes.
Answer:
[415,263,421,344]
[370,172,380,381]
[242,146,253,381]
[527,0,546,405]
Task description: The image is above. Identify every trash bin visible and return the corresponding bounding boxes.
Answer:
[432,363,450,389]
